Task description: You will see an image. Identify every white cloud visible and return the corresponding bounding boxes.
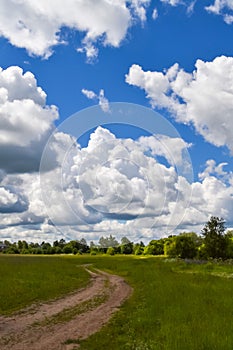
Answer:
[152,8,158,20]
[0,186,28,213]
[160,0,182,6]
[1,64,233,242]
[126,56,233,153]
[138,134,192,166]
[0,66,58,173]
[81,89,97,100]
[4,126,191,240]
[160,0,196,15]
[130,0,151,22]
[2,123,233,241]
[82,88,110,113]
[0,0,151,59]
[98,89,110,113]
[206,0,233,23]
[198,159,231,181]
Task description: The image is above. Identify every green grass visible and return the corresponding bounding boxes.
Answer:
[1,255,233,349]
[72,256,233,350]
[0,255,90,315]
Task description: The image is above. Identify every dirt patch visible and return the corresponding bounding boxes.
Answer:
[0,266,132,350]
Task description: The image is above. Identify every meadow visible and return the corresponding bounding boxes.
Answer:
[0,255,90,314]
[1,255,233,349]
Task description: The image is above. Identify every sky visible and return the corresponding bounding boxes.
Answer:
[0,0,233,244]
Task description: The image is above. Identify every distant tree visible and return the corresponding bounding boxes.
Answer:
[72,247,78,255]
[107,247,115,255]
[119,236,133,254]
[79,238,89,253]
[225,230,233,259]
[99,235,119,252]
[201,216,227,259]
[5,242,20,254]
[53,240,59,247]
[165,233,198,259]
[174,235,198,259]
[134,243,144,255]
[63,244,72,254]
[90,241,95,249]
[54,246,62,254]
[121,236,131,245]
[41,242,52,254]
[58,239,66,249]
[121,242,133,254]
[144,239,165,255]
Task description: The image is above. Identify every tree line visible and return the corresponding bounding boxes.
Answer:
[1,217,233,260]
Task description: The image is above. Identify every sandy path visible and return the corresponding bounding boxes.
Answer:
[0,266,132,350]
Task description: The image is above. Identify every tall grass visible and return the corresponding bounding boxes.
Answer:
[74,256,233,350]
[0,255,90,315]
[1,255,233,349]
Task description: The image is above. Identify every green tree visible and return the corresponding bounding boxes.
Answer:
[107,247,115,255]
[225,230,233,259]
[174,235,198,259]
[201,216,227,259]
[144,239,165,255]
[120,241,133,254]
[134,244,144,255]
[164,233,198,259]
[98,235,119,252]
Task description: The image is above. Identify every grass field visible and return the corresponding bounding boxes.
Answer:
[0,255,90,315]
[1,255,233,349]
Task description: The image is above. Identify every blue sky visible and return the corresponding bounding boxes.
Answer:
[0,0,233,243]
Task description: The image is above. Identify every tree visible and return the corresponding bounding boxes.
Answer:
[225,230,233,259]
[120,241,133,254]
[164,233,198,259]
[98,235,119,252]
[174,234,197,259]
[120,236,133,254]
[144,239,165,255]
[201,216,227,259]
[121,236,131,245]
[79,238,89,253]
[107,247,115,255]
[134,244,144,255]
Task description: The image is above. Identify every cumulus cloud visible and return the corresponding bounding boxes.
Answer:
[206,0,233,23]
[82,88,110,113]
[0,66,58,173]
[1,63,233,242]
[138,134,192,167]
[0,0,150,60]
[126,56,233,153]
[40,127,233,236]
[3,126,190,240]
[0,186,28,213]
[198,159,231,181]
[1,126,233,242]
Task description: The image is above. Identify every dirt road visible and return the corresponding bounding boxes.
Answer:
[0,266,132,350]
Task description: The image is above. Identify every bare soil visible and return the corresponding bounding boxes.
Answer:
[0,266,132,350]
